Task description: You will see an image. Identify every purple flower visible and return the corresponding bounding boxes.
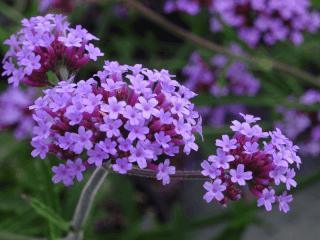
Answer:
[172,118,192,139]
[155,131,171,148]
[113,158,132,174]
[170,96,189,118]
[269,166,287,185]
[124,120,149,141]
[117,137,133,152]
[58,33,82,47]
[101,78,124,92]
[85,43,104,61]
[20,53,41,75]
[87,144,109,167]
[29,96,48,110]
[83,93,103,113]
[49,93,70,112]
[208,148,235,169]
[135,96,159,119]
[2,58,15,76]
[257,188,276,211]
[52,163,74,186]
[243,142,259,154]
[64,111,83,126]
[98,138,117,155]
[285,168,297,190]
[8,68,24,87]
[158,108,173,124]
[32,120,53,140]
[163,142,179,156]
[239,113,261,123]
[203,179,226,203]
[128,143,153,169]
[66,158,86,182]
[201,160,221,179]
[122,105,142,125]
[230,164,253,185]
[58,132,74,150]
[99,116,123,138]
[140,140,162,161]
[156,159,176,185]
[100,96,126,119]
[31,139,49,159]
[183,135,198,155]
[69,126,93,154]
[215,135,237,152]
[277,191,293,213]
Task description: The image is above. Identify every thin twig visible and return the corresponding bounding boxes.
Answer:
[120,0,320,88]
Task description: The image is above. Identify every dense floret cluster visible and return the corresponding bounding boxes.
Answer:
[275,89,320,156]
[201,113,300,212]
[2,14,103,87]
[164,0,320,47]
[0,86,35,140]
[182,43,260,97]
[30,60,202,186]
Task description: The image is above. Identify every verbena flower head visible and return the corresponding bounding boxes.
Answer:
[30,60,202,186]
[164,0,320,47]
[201,113,300,212]
[0,86,35,139]
[2,14,103,87]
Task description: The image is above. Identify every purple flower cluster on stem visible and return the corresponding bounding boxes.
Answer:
[2,14,103,87]
[30,60,202,186]
[201,113,300,212]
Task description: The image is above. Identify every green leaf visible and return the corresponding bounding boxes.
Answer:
[309,0,320,8]
[0,1,24,24]
[23,196,70,232]
[0,231,46,240]
[0,197,28,212]
[0,132,25,163]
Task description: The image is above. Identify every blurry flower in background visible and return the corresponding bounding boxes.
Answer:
[0,86,36,140]
[182,42,260,128]
[39,0,74,13]
[164,0,320,47]
[275,89,320,157]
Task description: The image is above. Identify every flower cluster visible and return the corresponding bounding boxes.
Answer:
[2,14,103,88]
[30,60,202,186]
[275,89,320,157]
[183,43,260,97]
[164,0,320,47]
[0,86,35,140]
[39,0,73,13]
[201,113,300,212]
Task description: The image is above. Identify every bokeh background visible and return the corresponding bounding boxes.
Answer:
[1,0,320,239]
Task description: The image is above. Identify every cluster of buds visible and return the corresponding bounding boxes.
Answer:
[201,113,300,212]
[0,86,35,140]
[183,42,260,97]
[2,14,103,88]
[164,0,320,47]
[29,60,202,186]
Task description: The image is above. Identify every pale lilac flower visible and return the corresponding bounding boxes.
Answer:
[66,158,86,182]
[208,148,235,169]
[122,105,142,125]
[87,145,109,167]
[117,137,133,152]
[159,108,173,124]
[272,152,288,167]
[69,126,93,154]
[285,168,297,190]
[239,113,261,123]
[99,116,122,138]
[64,111,83,126]
[215,135,237,152]
[156,159,176,185]
[257,188,276,211]
[124,120,149,141]
[183,135,198,154]
[230,164,253,185]
[83,93,103,113]
[8,68,24,87]
[269,166,287,185]
[155,131,171,148]
[100,96,126,119]
[277,191,293,213]
[31,139,49,159]
[52,164,74,186]
[101,78,124,92]
[58,33,82,47]
[98,138,117,155]
[135,96,159,119]
[128,144,153,169]
[172,118,192,139]
[58,132,74,150]
[113,158,132,174]
[243,142,259,154]
[170,96,189,117]
[2,58,15,76]
[33,120,53,139]
[203,179,226,203]
[201,160,221,179]
[163,142,179,156]
[85,43,104,61]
